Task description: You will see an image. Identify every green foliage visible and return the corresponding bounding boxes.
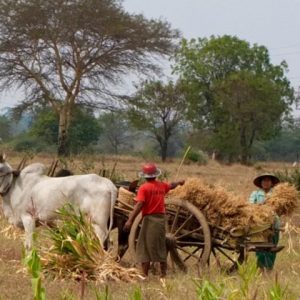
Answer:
[42,204,106,279]
[174,35,294,164]
[0,115,12,141]
[95,285,112,300]
[129,287,143,300]
[237,261,260,297]
[30,107,101,154]
[97,112,135,155]
[11,133,53,153]
[23,247,46,300]
[194,279,224,300]
[260,121,300,162]
[127,80,186,162]
[268,275,289,300]
[274,169,300,191]
[185,149,208,165]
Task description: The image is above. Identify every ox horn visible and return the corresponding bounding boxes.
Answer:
[48,159,58,177]
[17,156,27,171]
[0,153,6,163]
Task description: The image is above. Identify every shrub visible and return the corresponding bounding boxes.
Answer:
[11,134,53,153]
[185,149,209,165]
[274,169,300,191]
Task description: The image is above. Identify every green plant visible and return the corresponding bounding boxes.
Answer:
[185,149,208,165]
[268,274,289,300]
[194,279,224,300]
[95,285,112,300]
[237,261,260,297]
[40,204,142,282]
[23,246,46,300]
[274,169,300,191]
[129,286,142,300]
[41,204,106,279]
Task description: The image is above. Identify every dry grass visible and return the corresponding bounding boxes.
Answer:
[0,152,299,299]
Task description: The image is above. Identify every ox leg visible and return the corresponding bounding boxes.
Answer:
[93,224,107,248]
[21,214,35,250]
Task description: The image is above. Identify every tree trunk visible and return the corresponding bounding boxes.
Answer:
[57,107,70,156]
[240,127,249,165]
[161,140,168,162]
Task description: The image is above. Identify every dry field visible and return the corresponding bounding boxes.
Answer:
[0,153,300,299]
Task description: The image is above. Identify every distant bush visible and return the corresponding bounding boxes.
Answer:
[185,149,209,165]
[274,168,300,191]
[11,134,55,153]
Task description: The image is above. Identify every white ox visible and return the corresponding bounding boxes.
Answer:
[0,155,117,248]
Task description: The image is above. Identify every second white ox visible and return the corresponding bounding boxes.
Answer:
[0,156,117,248]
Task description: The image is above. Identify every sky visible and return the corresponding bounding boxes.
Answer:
[123,0,300,89]
[1,0,300,110]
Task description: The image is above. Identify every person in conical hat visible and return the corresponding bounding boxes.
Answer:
[124,163,184,278]
[249,173,282,271]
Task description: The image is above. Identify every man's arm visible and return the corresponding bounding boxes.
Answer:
[123,201,144,231]
[169,180,185,190]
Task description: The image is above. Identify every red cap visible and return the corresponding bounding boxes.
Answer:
[139,163,161,178]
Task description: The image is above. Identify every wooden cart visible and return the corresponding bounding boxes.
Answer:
[114,193,281,273]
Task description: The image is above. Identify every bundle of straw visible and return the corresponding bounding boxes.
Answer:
[40,204,143,282]
[169,178,276,231]
[266,183,299,216]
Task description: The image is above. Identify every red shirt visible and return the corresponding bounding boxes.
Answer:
[135,180,171,216]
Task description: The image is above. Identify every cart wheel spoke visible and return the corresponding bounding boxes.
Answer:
[173,214,194,236]
[177,246,201,260]
[170,206,181,233]
[176,241,205,247]
[183,247,201,262]
[176,226,202,240]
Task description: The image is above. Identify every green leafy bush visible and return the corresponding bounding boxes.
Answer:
[185,149,209,165]
[274,169,300,191]
[11,134,53,153]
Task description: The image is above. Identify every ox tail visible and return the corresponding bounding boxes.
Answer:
[106,187,117,241]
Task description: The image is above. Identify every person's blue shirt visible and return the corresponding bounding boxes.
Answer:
[249,188,280,229]
[249,189,272,204]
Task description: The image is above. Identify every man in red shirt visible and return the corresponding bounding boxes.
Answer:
[124,163,184,278]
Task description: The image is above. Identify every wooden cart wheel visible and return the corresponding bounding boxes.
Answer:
[209,241,246,273]
[128,198,211,272]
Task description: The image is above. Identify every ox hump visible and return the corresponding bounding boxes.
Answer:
[21,163,47,176]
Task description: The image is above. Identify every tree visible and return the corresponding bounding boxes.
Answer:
[97,111,135,154]
[212,71,290,163]
[0,0,179,155]
[0,115,11,141]
[127,80,186,161]
[174,35,294,163]
[30,107,101,153]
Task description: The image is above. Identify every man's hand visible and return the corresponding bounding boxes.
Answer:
[123,220,133,232]
[170,180,185,190]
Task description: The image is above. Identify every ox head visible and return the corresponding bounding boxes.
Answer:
[0,153,14,196]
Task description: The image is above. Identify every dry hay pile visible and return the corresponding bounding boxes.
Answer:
[265,182,299,216]
[0,224,23,240]
[40,204,143,283]
[169,178,299,231]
